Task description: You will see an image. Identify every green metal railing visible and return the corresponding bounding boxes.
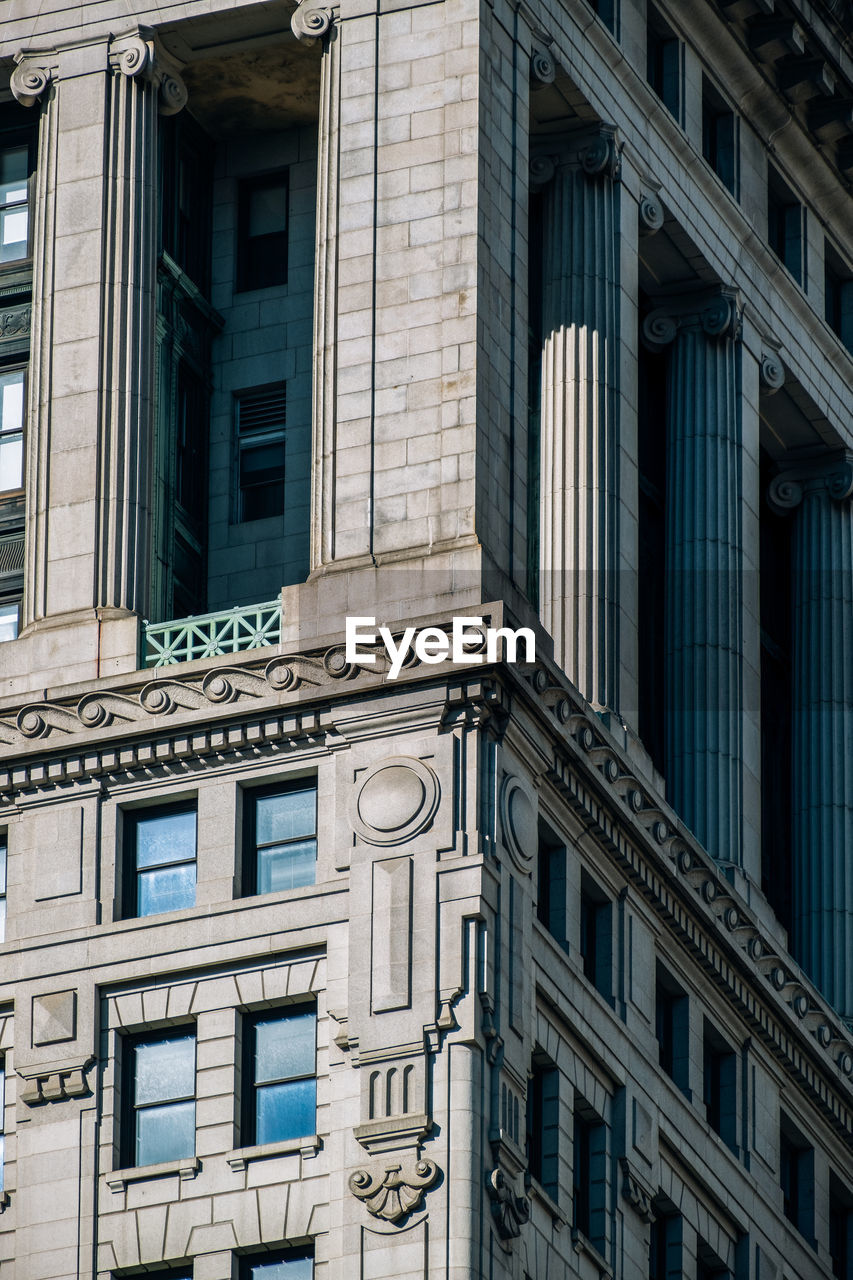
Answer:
[144,600,281,667]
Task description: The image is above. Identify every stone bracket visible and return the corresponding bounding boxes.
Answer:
[349,1157,439,1223]
[619,1156,656,1223]
[18,1056,93,1106]
[487,1167,530,1241]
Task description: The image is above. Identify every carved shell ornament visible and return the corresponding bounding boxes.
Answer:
[349,1159,439,1223]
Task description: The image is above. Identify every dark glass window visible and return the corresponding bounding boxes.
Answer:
[780,1118,815,1243]
[124,805,197,918]
[237,172,288,292]
[702,1022,737,1152]
[0,367,24,495]
[0,1055,5,1193]
[159,114,213,292]
[527,1058,559,1200]
[702,79,737,195]
[245,782,317,896]
[0,139,32,265]
[825,242,853,354]
[768,166,805,285]
[580,876,612,999]
[0,838,5,943]
[647,9,681,120]
[649,1207,681,1279]
[830,1176,853,1280]
[240,1250,313,1280]
[537,821,567,951]
[637,328,667,774]
[697,1240,730,1280]
[236,385,287,522]
[573,1097,607,1252]
[587,0,616,32]
[655,968,689,1092]
[123,1031,195,1167]
[244,1009,316,1146]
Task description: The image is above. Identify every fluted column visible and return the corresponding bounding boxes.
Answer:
[644,290,744,867]
[770,453,853,1017]
[536,126,621,712]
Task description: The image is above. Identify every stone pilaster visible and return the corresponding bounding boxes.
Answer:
[535,126,622,713]
[769,451,853,1018]
[643,289,745,868]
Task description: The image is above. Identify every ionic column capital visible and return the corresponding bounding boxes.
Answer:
[642,287,742,350]
[529,123,622,189]
[291,2,336,45]
[638,189,664,237]
[759,348,785,394]
[768,449,853,513]
[10,52,57,107]
[108,29,188,115]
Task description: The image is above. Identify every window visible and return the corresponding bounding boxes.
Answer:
[0,839,5,942]
[702,79,737,195]
[0,1055,5,1193]
[573,1095,607,1253]
[825,242,853,354]
[240,1250,313,1280]
[237,171,288,292]
[0,138,32,265]
[244,781,317,896]
[236,386,287,523]
[0,368,24,495]
[580,874,612,1000]
[527,1057,559,1200]
[647,8,681,121]
[702,1021,737,1152]
[655,967,689,1093]
[649,1204,681,1279]
[586,0,616,33]
[780,1116,815,1243]
[243,1007,316,1146]
[537,821,567,950]
[768,166,805,285]
[697,1239,730,1280]
[124,804,197,918]
[830,1175,853,1280]
[123,1030,195,1167]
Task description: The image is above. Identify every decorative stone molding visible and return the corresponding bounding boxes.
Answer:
[760,349,785,393]
[639,191,665,236]
[18,1056,93,1105]
[291,1,335,44]
[530,48,556,88]
[487,1167,530,1240]
[109,29,188,116]
[106,1156,200,1192]
[353,1113,432,1156]
[0,305,31,342]
[348,1158,439,1223]
[620,1157,656,1223]
[10,54,55,107]
[642,287,742,350]
[499,774,537,872]
[767,449,853,512]
[580,125,621,179]
[350,756,440,846]
[529,154,556,188]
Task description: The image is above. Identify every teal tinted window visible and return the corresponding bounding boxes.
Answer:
[127,805,196,917]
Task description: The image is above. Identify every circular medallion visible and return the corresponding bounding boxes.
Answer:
[350,756,440,846]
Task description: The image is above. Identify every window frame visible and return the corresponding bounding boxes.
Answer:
[768,165,806,286]
[536,819,568,951]
[702,76,738,197]
[647,7,682,123]
[527,1055,560,1201]
[121,1027,197,1169]
[241,1004,317,1148]
[779,1114,815,1245]
[579,873,612,1001]
[0,124,37,269]
[236,170,289,294]
[702,1019,738,1154]
[242,778,318,898]
[233,383,287,525]
[122,800,198,920]
[238,1248,314,1280]
[572,1093,608,1255]
[655,965,690,1095]
[0,836,6,944]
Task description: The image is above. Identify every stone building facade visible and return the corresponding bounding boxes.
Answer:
[0,0,850,1278]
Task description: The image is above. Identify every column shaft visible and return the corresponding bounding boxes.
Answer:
[665,323,743,865]
[539,141,620,711]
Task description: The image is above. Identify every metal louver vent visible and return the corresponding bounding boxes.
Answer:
[238,385,286,434]
[0,533,24,574]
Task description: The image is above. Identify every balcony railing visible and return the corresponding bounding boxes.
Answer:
[144,600,281,668]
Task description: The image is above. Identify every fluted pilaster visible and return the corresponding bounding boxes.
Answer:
[644,290,744,866]
[770,453,853,1017]
[536,127,621,712]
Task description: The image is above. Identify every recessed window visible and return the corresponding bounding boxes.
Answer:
[780,1115,815,1244]
[702,1021,737,1152]
[768,166,805,285]
[647,8,681,121]
[537,820,567,951]
[702,78,737,195]
[235,385,287,523]
[527,1056,559,1200]
[573,1095,607,1253]
[0,368,24,494]
[123,1030,196,1167]
[825,242,853,354]
[244,780,317,896]
[649,1204,681,1279]
[243,1007,316,1146]
[237,171,288,292]
[124,804,197,918]
[0,140,31,265]
[240,1250,313,1280]
[586,0,616,33]
[830,1174,853,1280]
[0,1054,5,1193]
[0,838,5,942]
[655,966,690,1093]
[697,1238,731,1280]
[580,874,612,1000]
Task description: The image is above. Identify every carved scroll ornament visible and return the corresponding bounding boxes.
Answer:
[349,1158,439,1222]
